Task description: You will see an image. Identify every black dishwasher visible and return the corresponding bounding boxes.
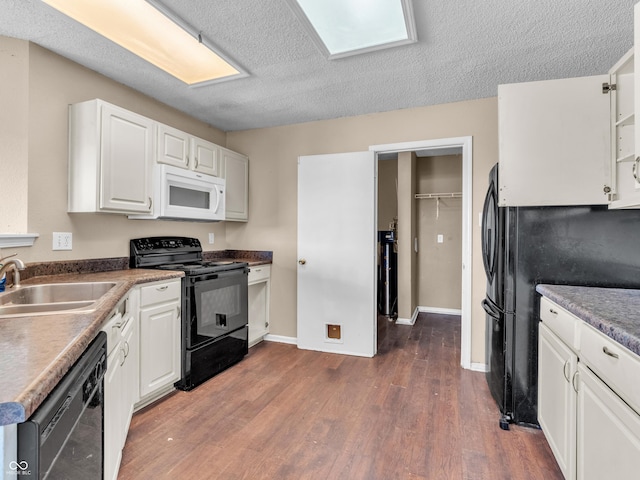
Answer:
[17,331,107,479]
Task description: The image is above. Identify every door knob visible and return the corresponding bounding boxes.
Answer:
[298,259,306,265]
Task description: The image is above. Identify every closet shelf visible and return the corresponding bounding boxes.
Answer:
[414,192,462,199]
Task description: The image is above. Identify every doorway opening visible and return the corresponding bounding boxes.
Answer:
[370,137,472,369]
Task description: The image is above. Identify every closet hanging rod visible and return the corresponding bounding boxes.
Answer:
[414,192,462,199]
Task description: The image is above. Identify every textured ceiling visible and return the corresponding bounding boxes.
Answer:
[0,0,636,132]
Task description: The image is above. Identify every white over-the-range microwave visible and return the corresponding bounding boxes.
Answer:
[129,164,225,222]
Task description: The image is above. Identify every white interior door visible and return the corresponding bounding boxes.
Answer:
[297,151,376,357]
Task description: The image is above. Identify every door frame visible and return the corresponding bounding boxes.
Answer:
[370,136,473,369]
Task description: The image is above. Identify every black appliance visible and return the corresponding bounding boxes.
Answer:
[130,237,249,391]
[377,230,397,317]
[481,163,640,428]
[17,332,107,479]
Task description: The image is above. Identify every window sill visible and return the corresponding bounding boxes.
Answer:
[0,234,39,248]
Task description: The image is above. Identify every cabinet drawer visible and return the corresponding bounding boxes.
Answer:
[581,322,640,415]
[248,265,271,284]
[140,280,181,307]
[540,297,580,350]
[102,311,123,356]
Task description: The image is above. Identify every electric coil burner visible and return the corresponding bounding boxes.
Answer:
[130,236,249,390]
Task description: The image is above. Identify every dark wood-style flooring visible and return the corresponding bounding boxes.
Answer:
[118,313,562,479]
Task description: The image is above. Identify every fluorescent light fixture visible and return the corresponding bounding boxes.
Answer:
[42,0,246,86]
[285,0,417,59]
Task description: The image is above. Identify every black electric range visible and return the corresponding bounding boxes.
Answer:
[130,237,249,390]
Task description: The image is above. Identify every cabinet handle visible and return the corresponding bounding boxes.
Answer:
[563,360,570,382]
[195,156,199,168]
[157,285,169,291]
[633,157,640,182]
[148,197,153,209]
[186,155,190,168]
[123,341,130,358]
[549,308,558,315]
[119,347,126,367]
[176,306,181,318]
[603,346,619,359]
[572,371,579,393]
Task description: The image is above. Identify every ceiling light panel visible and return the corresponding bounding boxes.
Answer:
[287,0,417,59]
[42,0,245,86]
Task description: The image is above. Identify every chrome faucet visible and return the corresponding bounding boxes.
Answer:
[0,253,26,288]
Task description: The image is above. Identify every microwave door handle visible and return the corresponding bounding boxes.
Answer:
[212,185,223,214]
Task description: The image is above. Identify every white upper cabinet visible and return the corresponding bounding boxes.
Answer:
[220,147,249,221]
[69,99,154,214]
[609,49,637,208]
[156,123,220,176]
[498,75,611,207]
[499,40,638,208]
[156,123,190,169]
[191,137,219,176]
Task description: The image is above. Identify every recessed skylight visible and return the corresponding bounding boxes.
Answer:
[41,0,246,86]
[286,0,416,59]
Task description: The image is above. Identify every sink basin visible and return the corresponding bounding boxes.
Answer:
[0,282,117,318]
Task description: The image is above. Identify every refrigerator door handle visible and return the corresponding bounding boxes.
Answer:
[481,179,497,282]
[482,298,502,319]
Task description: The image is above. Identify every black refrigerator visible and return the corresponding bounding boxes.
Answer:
[481,163,640,428]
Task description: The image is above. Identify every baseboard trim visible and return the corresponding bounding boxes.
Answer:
[470,362,488,373]
[263,334,297,345]
[418,306,462,316]
[396,307,420,326]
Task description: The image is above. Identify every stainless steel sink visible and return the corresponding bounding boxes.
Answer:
[0,282,117,318]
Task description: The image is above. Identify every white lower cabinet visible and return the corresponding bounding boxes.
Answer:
[539,295,640,480]
[577,363,640,480]
[248,265,270,346]
[538,322,577,480]
[137,279,181,406]
[102,291,138,480]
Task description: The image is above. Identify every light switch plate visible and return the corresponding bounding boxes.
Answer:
[437,234,444,244]
[53,232,72,250]
[208,233,215,244]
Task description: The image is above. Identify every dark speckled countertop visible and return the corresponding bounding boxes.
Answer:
[0,250,272,427]
[536,284,640,357]
[0,269,183,426]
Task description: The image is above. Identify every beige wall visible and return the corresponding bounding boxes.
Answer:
[417,155,462,309]
[0,37,29,232]
[397,151,418,320]
[226,98,498,364]
[377,159,398,230]
[0,37,229,262]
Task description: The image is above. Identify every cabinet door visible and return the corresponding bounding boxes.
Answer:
[100,103,153,213]
[498,75,610,207]
[191,137,219,176]
[157,123,190,169]
[120,314,137,446]
[577,363,640,480]
[104,345,123,480]
[139,301,181,398]
[538,322,577,480]
[248,268,270,346]
[610,48,639,209]
[222,148,249,221]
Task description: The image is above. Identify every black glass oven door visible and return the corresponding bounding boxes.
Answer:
[188,271,248,348]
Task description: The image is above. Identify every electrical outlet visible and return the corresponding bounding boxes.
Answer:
[53,232,72,251]
[437,234,444,244]
[208,233,215,245]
